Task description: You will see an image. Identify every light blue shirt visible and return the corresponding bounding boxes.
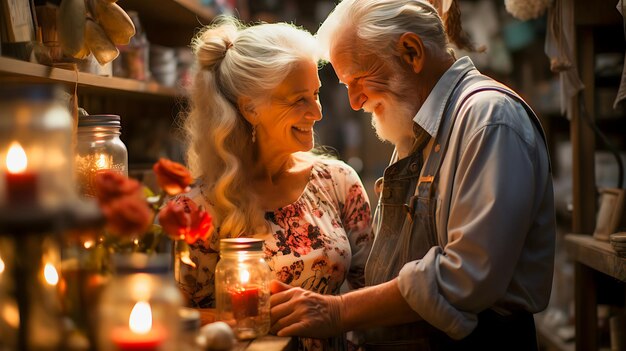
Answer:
[396,57,556,339]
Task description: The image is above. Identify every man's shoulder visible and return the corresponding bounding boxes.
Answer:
[454,84,535,139]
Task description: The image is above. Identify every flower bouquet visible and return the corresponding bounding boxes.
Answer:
[61,158,212,348]
[93,158,213,263]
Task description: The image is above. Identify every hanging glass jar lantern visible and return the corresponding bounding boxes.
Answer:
[0,83,74,351]
[215,238,271,340]
[98,253,182,351]
[0,83,77,210]
[75,114,128,198]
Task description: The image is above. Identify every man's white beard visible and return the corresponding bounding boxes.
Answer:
[370,97,415,146]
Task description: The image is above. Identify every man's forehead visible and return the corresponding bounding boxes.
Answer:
[330,32,361,81]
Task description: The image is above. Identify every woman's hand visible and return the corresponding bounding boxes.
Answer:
[269,280,343,338]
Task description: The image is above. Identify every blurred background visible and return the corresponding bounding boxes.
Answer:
[3,0,625,349]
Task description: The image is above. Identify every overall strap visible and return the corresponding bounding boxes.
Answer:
[415,78,551,247]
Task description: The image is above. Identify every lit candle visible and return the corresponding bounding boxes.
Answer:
[111,301,166,351]
[43,263,59,286]
[5,142,37,205]
[230,269,260,319]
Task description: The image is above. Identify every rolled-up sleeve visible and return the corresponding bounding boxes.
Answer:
[398,98,540,339]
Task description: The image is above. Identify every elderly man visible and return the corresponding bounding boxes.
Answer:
[269,0,556,349]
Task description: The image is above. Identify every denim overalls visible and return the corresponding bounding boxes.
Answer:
[361,74,549,350]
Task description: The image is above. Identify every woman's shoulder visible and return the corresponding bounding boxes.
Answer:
[299,154,362,195]
[306,154,357,178]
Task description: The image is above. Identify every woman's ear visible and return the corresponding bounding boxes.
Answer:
[396,33,425,74]
[237,96,258,123]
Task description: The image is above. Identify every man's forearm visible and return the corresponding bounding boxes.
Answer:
[339,278,423,331]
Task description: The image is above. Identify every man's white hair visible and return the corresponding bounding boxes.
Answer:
[316,0,450,61]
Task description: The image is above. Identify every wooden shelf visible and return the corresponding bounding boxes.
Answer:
[0,56,182,99]
[565,234,626,282]
[121,0,214,27]
[120,0,216,47]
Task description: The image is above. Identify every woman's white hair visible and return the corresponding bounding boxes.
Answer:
[316,0,451,61]
[185,16,318,238]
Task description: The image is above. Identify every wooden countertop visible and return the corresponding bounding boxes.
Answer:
[197,309,296,350]
[564,233,626,281]
[234,335,296,351]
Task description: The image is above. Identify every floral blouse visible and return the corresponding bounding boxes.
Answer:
[177,158,373,350]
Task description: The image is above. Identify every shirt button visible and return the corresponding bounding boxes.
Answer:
[434,144,441,153]
[409,162,420,173]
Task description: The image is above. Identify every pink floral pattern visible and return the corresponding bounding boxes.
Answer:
[176,158,373,350]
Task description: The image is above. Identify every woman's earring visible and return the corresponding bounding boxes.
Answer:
[252,125,257,143]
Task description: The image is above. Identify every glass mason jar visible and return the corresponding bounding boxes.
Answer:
[0,83,76,210]
[215,238,271,340]
[75,114,128,198]
[0,83,74,350]
[98,253,182,351]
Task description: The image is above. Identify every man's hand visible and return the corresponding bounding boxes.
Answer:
[269,280,343,338]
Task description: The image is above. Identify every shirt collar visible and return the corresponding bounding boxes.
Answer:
[413,56,476,138]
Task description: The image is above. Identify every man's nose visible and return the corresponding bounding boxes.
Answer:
[348,87,367,111]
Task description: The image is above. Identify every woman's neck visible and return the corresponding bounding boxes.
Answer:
[254,149,296,185]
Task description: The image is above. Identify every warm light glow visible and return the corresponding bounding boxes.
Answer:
[2,303,19,328]
[6,142,27,173]
[83,240,94,249]
[129,301,152,334]
[95,153,110,169]
[0,256,4,274]
[179,250,196,268]
[43,263,59,286]
[240,269,250,284]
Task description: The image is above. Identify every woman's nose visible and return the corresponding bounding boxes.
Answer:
[307,101,322,121]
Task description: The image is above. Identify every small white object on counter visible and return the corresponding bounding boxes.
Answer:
[196,321,237,351]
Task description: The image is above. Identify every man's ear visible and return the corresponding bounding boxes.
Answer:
[237,96,257,123]
[396,33,425,74]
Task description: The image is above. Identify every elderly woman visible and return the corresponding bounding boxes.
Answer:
[171,16,373,351]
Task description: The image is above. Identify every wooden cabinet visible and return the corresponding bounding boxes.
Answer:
[568,0,626,350]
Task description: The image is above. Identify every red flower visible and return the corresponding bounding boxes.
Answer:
[94,170,141,204]
[153,158,193,196]
[158,196,213,244]
[94,170,153,237]
[100,195,153,237]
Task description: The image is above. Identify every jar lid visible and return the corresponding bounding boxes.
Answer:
[219,238,263,252]
[78,114,121,128]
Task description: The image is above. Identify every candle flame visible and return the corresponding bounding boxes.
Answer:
[240,269,250,284]
[129,301,152,334]
[44,263,59,286]
[6,142,27,173]
[83,240,94,249]
[0,256,4,274]
[96,154,110,169]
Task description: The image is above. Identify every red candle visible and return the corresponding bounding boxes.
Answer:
[230,285,260,319]
[111,325,166,351]
[5,142,37,205]
[111,301,166,351]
